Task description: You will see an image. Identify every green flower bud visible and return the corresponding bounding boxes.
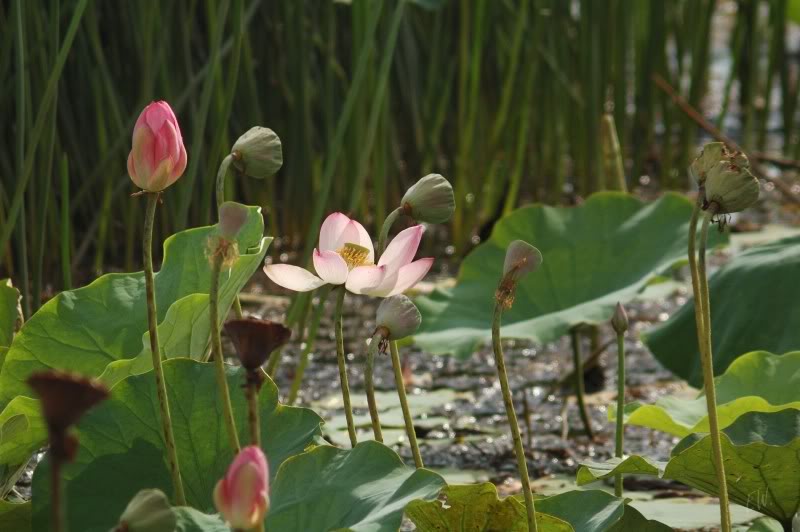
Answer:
[218,201,250,240]
[503,240,543,282]
[115,489,176,532]
[690,142,725,186]
[231,127,283,179]
[375,295,422,340]
[611,302,628,334]
[401,174,455,224]
[704,159,759,214]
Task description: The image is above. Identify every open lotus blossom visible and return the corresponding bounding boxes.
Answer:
[264,212,433,297]
[213,446,270,529]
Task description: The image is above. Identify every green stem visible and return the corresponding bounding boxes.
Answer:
[288,287,331,405]
[698,207,732,532]
[214,154,244,319]
[143,192,186,505]
[688,200,707,348]
[614,332,625,498]
[365,332,384,442]
[246,377,260,447]
[569,328,594,440]
[376,207,402,256]
[492,303,537,532]
[389,340,423,468]
[210,250,242,453]
[334,287,358,447]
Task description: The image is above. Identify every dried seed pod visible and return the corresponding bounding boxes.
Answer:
[503,240,543,282]
[224,318,292,371]
[27,371,109,432]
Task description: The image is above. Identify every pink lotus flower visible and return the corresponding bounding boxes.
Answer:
[127,101,188,192]
[213,446,270,529]
[264,212,433,296]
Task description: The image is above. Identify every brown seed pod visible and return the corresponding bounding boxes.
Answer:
[224,318,292,371]
[27,371,109,432]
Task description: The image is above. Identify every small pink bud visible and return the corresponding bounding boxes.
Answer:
[127,101,188,192]
[213,446,270,529]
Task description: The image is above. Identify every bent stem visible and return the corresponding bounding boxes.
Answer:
[376,206,402,256]
[697,207,732,532]
[492,303,537,532]
[365,332,384,442]
[215,154,243,319]
[614,331,625,498]
[334,287,358,447]
[389,340,423,468]
[569,328,594,440]
[143,192,186,505]
[210,250,242,453]
[288,287,330,405]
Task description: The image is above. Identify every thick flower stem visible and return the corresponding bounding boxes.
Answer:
[288,287,330,405]
[614,332,625,498]
[143,192,186,505]
[389,340,423,468]
[334,287,358,447]
[492,304,537,532]
[215,154,243,319]
[210,251,242,453]
[245,376,261,447]
[365,333,384,442]
[688,201,707,349]
[569,328,594,440]
[377,207,402,256]
[51,457,64,532]
[697,207,732,532]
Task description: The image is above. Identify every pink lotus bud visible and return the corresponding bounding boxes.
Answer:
[127,101,188,192]
[213,446,270,529]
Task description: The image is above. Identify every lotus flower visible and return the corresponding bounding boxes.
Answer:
[127,101,188,192]
[264,212,433,297]
[213,446,270,529]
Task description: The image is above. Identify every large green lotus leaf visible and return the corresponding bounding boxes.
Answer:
[0,205,269,408]
[413,192,726,359]
[404,482,573,531]
[0,397,44,497]
[577,409,800,526]
[31,358,323,532]
[0,500,30,532]
[533,490,625,532]
[613,351,800,437]
[646,235,800,386]
[266,441,446,531]
[607,504,673,532]
[0,279,21,348]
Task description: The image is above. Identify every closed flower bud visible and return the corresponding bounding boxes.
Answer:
[218,202,250,241]
[401,174,455,224]
[127,101,187,192]
[224,318,292,371]
[502,240,543,283]
[375,295,422,340]
[611,302,628,334]
[704,158,759,214]
[214,446,270,530]
[115,489,176,532]
[231,127,283,179]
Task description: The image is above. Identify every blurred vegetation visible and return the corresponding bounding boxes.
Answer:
[1,0,797,316]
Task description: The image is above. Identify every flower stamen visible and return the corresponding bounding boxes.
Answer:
[337,243,371,270]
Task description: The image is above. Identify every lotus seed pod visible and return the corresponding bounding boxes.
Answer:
[401,174,455,224]
[704,159,759,214]
[27,371,109,432]
[218,201,250,240]
[375,295,422,340]
[690,142,725,186]
[231,127,283,179]
[611,302,628,334]
[502,240,543,282]
[116,489,176,532]
[224,318,292,371]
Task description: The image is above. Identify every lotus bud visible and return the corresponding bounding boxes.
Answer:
[375,295,422,340]
[114,489,176,532]
[503,240,543,283]
[224,318,292,371]
[231,127,283,179]
[401,174,455,224]
[218,202,249,241]
[690,142,725,186]
[214,446,270,530]
[127,101,188,192]
[27,371,109,461]
[704,157,759,214]
[611,302,628,334]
